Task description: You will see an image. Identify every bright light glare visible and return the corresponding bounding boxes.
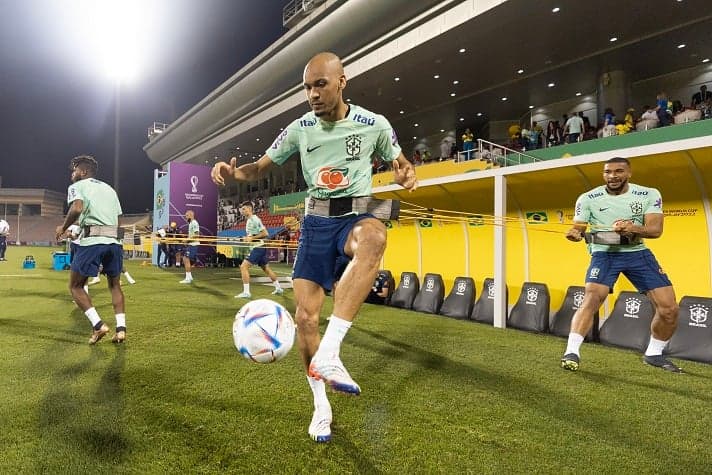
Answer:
[66,0,147,84]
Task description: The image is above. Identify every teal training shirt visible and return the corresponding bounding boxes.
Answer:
[265,104,402,199]
[67,178,123,246]
[246,215,266,236]
[573,183,663,253]
[187,219,200,246]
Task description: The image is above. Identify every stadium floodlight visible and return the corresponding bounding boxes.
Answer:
[60,0,147,84]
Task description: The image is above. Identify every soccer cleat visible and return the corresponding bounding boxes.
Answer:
[308,409,332,443]
[308,354,361,395]
[112,331,126,344]
[89,324,109,345]
[643,355,683,373]
[235,292,252,299]
[125,275,136,284]
[88,277,101,285]
[560,353,580,371]
[271,288,284,295]
[179,278,193,284]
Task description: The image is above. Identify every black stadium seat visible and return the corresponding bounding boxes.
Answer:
[389,272,420,310]
[439,277,476,319]
[665,296,712,364]
[412,273,445,314]
[599,291,655,352]
[507,282,550,333]
[471,278,508,324]
[550,286,599,341]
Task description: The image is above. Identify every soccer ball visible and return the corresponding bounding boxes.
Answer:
[233,299,296,363]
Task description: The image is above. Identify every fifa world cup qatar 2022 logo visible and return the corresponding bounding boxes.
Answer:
[190,176,199,193]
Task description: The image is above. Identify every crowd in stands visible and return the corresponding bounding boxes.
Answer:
[500,84,712,153]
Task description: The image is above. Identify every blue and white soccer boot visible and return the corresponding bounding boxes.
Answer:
[309,354,361,396]
[308,408,332,443]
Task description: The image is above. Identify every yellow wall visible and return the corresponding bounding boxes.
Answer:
[378,150,712,314]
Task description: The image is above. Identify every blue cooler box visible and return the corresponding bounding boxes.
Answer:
[52,252,70,271]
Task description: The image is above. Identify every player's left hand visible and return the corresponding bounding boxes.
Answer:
[613,219,634,233]
[393,160,418,192]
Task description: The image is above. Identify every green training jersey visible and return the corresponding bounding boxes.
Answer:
[246,215,266,236]
[67,178,123,246]
[573,183,663,253]
[266,104,402,199]
[187,219,200,246]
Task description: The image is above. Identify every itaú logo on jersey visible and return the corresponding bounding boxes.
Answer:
[316,167,350,190]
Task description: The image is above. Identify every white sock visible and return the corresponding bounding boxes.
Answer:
[243,283,250,293]
[645,336,668,356]
[115,313,126,330]
[306,376,331,414]
[318,315,352,357]
[85,307,102,327]
[273,280,281,290]
[185,272,192,280]
[565,333,585,356]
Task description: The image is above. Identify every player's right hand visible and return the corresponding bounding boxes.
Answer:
[211,157,237,186]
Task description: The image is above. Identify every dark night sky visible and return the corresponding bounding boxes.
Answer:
[0,0,286,213]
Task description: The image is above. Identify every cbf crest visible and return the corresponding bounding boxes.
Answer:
[689,304,708,328]
[525,287,539,305]
[629,201,644,215]
[345,134,362,160]
[623,297,641,318]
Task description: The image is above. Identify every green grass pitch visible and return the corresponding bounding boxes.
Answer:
[1,246,710,473]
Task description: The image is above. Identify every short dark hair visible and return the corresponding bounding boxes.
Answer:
[606,156,630,166]
[239,200,254,208]
[70,155,98,175]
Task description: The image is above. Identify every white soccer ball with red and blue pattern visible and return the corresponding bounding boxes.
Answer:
[233,299,295,363]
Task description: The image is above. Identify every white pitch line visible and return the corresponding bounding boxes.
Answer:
[0,274,45,277]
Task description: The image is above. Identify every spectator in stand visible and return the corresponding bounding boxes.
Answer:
[615,120,630,136]
[530,121,543,149]
[690,84,712,110]
[559,115,568,142]
[461,128,474,160]
[439,139,451,161]
[624,108,635,131]
[655,92,671,126]
[578,111,591,131]
[564,113,585,143]
[411,149,422,165]
[0,218,9,261]
[546,120,561,147]
[602,108,617,137]
[450,142,458,160]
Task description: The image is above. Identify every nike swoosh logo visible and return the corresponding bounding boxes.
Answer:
[306,145,322,153]
[599,207,609,211]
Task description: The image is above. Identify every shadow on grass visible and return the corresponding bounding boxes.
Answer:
[33,331,129,470]
[350,326,656,457]
[0,318,83,345]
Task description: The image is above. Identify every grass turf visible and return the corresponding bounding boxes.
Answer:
[0,246,711,473]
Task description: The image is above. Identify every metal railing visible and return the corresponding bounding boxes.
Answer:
[282,0,324,27]
[147,122,168,140]
[459,139,542,167]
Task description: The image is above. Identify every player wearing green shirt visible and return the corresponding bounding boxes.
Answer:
[179,210,200,283]
[561,157,681,373]
[234,201,283,299]
[212,52,417,443]
[55,155,127,345]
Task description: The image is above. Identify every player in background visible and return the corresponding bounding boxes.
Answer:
[561,157,681,372]
[234,201,283,299]
[55,155,127,344]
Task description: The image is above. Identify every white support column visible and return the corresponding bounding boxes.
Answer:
[493,174,507,329]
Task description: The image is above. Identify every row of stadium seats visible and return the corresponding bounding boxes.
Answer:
[384,272,712,365]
